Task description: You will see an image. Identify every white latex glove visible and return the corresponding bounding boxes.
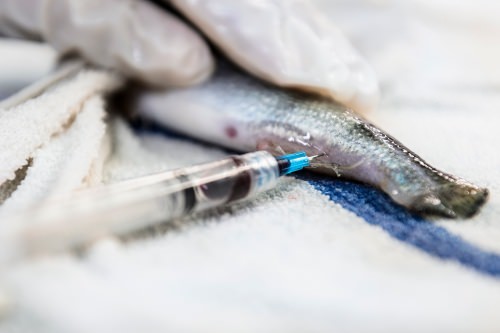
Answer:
[0,0,379,111]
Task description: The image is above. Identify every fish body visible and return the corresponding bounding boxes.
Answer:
[138,63,488,218]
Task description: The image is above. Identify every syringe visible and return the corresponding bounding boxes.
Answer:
[0,151,322,263]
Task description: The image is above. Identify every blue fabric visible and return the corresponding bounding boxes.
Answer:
[301,173,500,277]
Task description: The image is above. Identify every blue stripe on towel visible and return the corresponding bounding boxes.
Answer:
[301,173,500,277]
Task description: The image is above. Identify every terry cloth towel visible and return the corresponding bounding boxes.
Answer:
[1,1,500,332]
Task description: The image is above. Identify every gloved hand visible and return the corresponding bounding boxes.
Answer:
[0,0,378,111]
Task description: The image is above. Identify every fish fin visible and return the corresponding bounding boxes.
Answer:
[309,159,365,177]
[308,162,342,177]
[411,179,488,218]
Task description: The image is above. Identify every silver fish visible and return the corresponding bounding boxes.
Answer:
[137,62,488,218]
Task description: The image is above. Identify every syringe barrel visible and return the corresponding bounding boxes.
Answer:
[4,151,279,259]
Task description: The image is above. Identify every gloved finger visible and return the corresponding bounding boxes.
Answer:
[169,0,379,112]
[0,0,214,87]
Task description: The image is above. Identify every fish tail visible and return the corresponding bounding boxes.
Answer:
[411,175,488,218]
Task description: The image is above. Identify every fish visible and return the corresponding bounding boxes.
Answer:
[136,62,488,218]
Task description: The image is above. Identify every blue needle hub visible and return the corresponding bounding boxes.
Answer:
[276,151,311,175]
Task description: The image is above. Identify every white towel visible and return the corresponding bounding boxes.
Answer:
[1,96,107,212]
[0,1,500,332]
